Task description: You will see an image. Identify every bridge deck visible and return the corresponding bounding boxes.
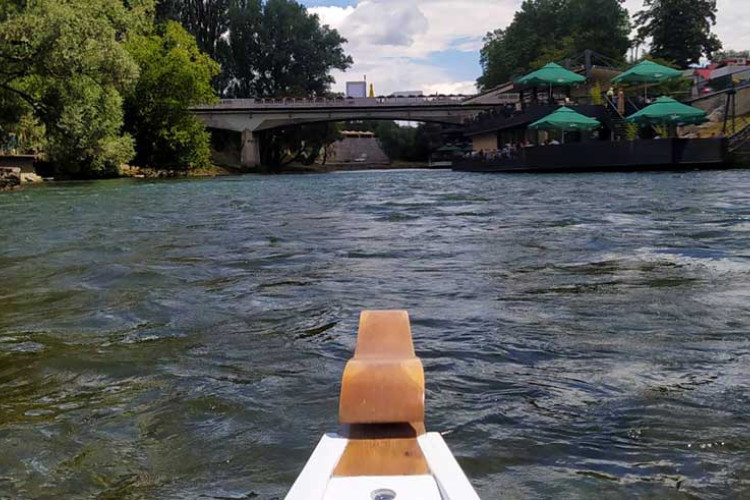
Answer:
[193,96,485,112]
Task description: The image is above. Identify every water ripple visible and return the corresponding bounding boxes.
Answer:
[2,171,750,498]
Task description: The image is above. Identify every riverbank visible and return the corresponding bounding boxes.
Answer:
[279,160,430,174]
[119,164,244,178]
[0,167,21,191]
[1,160,429,190]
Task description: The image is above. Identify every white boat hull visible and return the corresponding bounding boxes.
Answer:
[286,432,480,500]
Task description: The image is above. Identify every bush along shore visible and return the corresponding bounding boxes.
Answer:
[118,164,243,179]
[0,1,354,180]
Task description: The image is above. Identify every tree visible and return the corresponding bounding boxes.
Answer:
[0,0,150,177]
[635,0,722,68]
[124,21,220,170]
[259,122,341,168]
[217,0,352,170]
[715,49,750,61]
[155,0,352,170]
[221,0,352,98]
[477,0,631,91]
[155,0,231,60]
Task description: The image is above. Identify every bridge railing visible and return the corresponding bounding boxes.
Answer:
[203,95,474,109]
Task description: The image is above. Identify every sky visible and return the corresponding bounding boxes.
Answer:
[299,0,750,96]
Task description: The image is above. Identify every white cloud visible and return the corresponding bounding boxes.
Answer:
[311,0,750,96]
[312,5,355,28]
[311,0,517,95]
[423,80,478,95]
[342,1,428,46]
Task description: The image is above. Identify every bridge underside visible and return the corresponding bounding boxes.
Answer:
[194,107,482,168]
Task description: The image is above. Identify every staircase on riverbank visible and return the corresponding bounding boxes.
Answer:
[729,122,750,152]
[729,123,750,166]
[327,132,390,165]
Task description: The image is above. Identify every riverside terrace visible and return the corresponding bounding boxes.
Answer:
[453,57,750,173]
[453,97,747,173]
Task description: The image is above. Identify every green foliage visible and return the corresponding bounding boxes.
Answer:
[0,0,153,177]
[635,0,722,68]
[653,124,669,137]
[0,0,352,176]
[221,0,353,98]
[715,49,750,60]
[590,81,603,105]
[157,0,353,97]
[124,22,220,170]
[530,36,577,71]
[155,0,230,60]
[45,79,135,177]
[14,114,46,153]
[624,122,638,141]
[260,122,342,169]
[478,0,631,91]
[204,0,353,169]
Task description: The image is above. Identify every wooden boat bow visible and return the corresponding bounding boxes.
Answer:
[285,310,480,500]
[339,310,425,425]
[336,310,428,477]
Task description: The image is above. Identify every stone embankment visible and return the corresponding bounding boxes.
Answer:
[0,167,21,191]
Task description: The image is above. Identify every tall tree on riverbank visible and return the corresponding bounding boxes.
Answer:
[221,0,352,98]
[0,0,224,178]
[218,0,353,169]
[124,22,220,170]
[155,0,231,61]
[634,0,722,67]
[477,0,631,91]
[0,0,151,177]
[156,0,353,170]
[715,50,749,60]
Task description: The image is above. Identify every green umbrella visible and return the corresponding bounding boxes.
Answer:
[612,60,682,84]
[517,63,587,86]
[626,97,708,126]
[529,106,601,131]
[529,107,601,144]
[612,60,683,99]
[517,63,586,102]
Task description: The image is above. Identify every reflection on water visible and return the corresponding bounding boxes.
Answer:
[1,170,750,499]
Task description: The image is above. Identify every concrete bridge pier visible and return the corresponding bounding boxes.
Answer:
[241,129,261,168]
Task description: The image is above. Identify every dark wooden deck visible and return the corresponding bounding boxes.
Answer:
[454,138,729,173]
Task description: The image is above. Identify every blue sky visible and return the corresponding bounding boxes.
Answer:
[301,0,749,96]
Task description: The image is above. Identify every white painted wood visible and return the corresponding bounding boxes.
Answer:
[418,433,481,500]
[286,432,481,500]
[285,434,348,500]
[323,475,442,500]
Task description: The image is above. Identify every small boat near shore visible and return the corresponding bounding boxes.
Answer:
[286,311,480,500]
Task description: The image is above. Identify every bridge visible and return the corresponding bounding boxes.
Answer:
[191,96,491,167]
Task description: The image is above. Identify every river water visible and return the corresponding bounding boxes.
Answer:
[1,170,750,499]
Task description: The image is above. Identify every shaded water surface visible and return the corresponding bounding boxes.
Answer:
[1,170,750,499]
